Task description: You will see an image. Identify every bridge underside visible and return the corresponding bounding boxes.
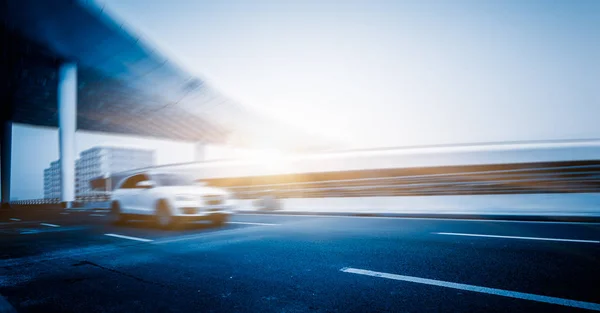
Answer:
[2,17,228,142]
[1,0,322,206]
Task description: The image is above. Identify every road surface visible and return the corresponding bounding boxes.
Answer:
[1,213,599,312]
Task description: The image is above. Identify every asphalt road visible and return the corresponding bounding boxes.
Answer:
[1,212,599,313]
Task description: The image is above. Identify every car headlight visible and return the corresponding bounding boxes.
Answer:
[175,195,197,202]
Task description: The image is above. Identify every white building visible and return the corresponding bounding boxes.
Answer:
[44,146,155,199]
[43,160,61,199]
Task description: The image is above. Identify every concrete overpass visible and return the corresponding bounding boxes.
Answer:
[1,0,321,207]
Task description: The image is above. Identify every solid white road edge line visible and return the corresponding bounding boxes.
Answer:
[40,223,60,228]
[0,293,17,313]
[104,233,153,242]
[434,232,600,243]
[340,267,600,311]
[236,213,600,224]
[9,218,20,221]
[226,221,277,226]
[153,226,270,245]
[89,214,106,217]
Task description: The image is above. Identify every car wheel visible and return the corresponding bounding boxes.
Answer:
[156,200,176,229]
[111,201,126,224]
[211,214,228,226]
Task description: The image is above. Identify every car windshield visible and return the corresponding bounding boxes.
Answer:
[152,173,196,186]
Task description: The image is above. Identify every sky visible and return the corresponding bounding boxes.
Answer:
[96,0,600,146]
[8,0,600,199]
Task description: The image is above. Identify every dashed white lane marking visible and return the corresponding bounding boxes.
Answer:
[434,232,600,244]
[104,233,153,242]
[40,223,60,228]
[9,218,20,221]
[226,221,277,226]
[340,267,600,311]
[89,214,106,217]
[60,212,70,215]
[0,221,39,226]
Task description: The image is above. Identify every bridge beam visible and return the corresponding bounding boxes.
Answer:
[58,62,77,208]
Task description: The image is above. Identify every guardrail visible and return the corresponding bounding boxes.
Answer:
[10,198,61,205]
[227,165,600,188]
[11,194,111,205]
[226,164,600,198]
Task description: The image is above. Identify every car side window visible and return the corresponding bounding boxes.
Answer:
[119,176,135,189]
[119,174,149,189]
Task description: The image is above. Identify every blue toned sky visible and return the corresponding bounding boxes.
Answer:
[97,0,600,146]
[9,0,600,199]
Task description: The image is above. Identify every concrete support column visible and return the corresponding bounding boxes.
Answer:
[1,120,12,207]
[194,141,205,162]
[58,62,77,208]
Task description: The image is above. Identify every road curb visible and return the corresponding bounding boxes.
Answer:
[0,206,105,223]
[4,205,600,224]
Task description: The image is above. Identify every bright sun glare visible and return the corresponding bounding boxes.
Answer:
[239,148,288,173]
[247,148,283,162]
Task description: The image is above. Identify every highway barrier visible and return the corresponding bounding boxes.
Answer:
[234,193,600,218]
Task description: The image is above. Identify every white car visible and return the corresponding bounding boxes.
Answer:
[110,171,235,228]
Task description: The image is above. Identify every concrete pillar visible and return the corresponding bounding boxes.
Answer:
[1,120,12,206]
[58,62,77,208]
[194,141,205,162]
